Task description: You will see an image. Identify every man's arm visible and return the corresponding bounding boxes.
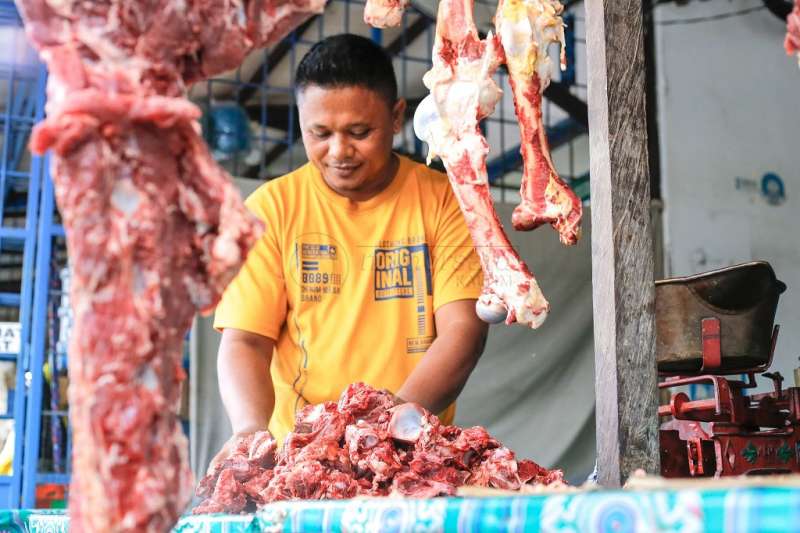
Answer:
[208,328,275,473]
[217,328,276,434]
[397,299,488,413]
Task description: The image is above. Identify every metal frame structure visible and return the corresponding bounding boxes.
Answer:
[0,0,49,508]
[21,165,68,508]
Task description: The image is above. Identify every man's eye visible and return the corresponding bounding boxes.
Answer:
[313,131,330,139]
[350,129,370,138]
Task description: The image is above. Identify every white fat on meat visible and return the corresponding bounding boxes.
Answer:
[363,0,408,27]
[110,178,141,216]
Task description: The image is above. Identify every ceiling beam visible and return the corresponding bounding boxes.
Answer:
[385,14,434,56]
[543,82,588,128]
[235,16,319,106]
[485,117,587,181]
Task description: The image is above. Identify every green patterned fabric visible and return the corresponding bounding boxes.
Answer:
[7,486,800,532]
[0,508,28,532]
[24,509,66,533]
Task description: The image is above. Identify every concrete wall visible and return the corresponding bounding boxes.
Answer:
[655,1,800,383]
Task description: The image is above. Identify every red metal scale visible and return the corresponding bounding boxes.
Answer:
[659,319,800,477]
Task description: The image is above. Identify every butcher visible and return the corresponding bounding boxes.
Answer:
[211,34,489,468]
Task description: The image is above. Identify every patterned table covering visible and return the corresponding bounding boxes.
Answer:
[6,486,800,532]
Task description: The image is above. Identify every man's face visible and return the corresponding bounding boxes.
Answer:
[297,85,406,201]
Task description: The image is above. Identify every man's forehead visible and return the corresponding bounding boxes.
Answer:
[297,86,392,126]
[297,84,391,108]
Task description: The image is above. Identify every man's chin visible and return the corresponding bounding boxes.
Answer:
[325,178,350,188]
[324,176,364,195]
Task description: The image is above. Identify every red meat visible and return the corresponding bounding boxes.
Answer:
[195,383,564,512]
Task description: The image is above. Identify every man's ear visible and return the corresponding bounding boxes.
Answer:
[392,98,407,134]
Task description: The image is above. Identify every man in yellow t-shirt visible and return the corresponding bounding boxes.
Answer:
[211,34,488,466]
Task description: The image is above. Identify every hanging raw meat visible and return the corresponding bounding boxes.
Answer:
[495,0,581,245]
[364,0,408,27]
[15,0,323,531]
[413,0,549,327]
[787,0,800,65]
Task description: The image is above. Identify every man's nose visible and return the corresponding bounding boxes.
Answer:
[329,134,353,159]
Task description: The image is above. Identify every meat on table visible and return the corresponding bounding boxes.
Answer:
[194,383,563,512]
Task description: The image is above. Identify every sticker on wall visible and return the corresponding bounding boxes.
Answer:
[733,172,786,206]
[761,172,786,206]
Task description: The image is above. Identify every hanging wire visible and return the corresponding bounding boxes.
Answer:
[572,1,767,23]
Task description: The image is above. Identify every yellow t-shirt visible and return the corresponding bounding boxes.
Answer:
[214,155,482,442]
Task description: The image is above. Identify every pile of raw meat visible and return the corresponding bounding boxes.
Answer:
[195,383,563,512]
[15,0,322,531]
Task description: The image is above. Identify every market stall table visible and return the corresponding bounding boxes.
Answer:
[6,483,800,532]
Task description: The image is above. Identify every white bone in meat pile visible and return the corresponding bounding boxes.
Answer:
[15,0,323,530]
[364,0,408,27]
[787,0,800,65]
[413,0,550,327]
[194,383,563,511]
[495,0,581,245]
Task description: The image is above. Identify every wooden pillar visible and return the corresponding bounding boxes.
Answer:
[584,0,660,486]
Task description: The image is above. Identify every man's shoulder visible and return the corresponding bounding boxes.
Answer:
[245,163,313,211]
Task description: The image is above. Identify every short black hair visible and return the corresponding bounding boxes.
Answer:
[295,34,398,105]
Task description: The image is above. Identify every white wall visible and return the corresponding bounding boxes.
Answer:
[656,1,800,383]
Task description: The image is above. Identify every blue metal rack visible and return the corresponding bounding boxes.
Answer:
[1,0,590,510]
[21,162,68,508]
[0,0,49,508]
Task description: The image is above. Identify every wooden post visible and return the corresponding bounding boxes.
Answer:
[584,0,660,486]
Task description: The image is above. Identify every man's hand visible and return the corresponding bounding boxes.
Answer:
[215,328,276,472]
[382,389,406,406]
[397,299,488,414]
[206,428,271,475]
